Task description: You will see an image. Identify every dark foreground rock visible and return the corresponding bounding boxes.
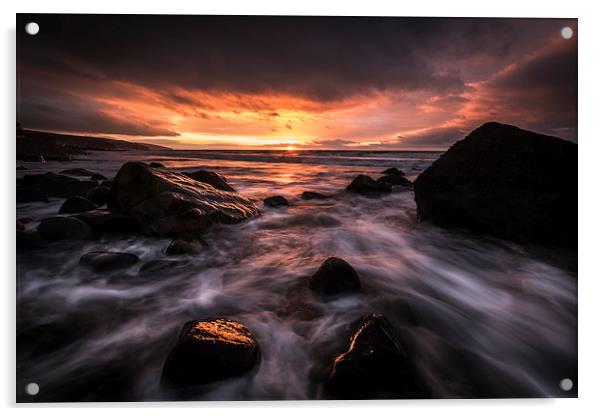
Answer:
[86,186,111,206]
[90,173,108,181]
[37,216,91,241]
[414,122,577,247]
[183,170,235,192]
[263,195,289,208]
[74,209,139,235]
[325,313,426,399]
[301,191,330,200]
[382,167,405,176]
[378,174,412,187]
[166,238,207,256]
[161,319,260,387]
[149,162,165,168]
[346,174,391,196]
[61,168,97,177]
[139,259,188,275]
[17,172,98,201]
[80,251,140,272]
[59,196,97,214]
[310,257,361,295]
[107,162,259,236]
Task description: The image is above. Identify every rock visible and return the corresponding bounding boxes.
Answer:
[16,220,25,232]
[413,122,577,247]
[139,259,188,275]
[382,167,405,176]
[301,191,330,200]
[17,221,47,249]
[377,174,412,187]
[346,174,391,196]
[59,196,98,214]
[183,169,236,192]
[74,209,139,234]
[18,172,98,199]
[79,251,140,272]
[17,165,27,170]
[161,319,260,386]
[309,257,361,295]
[101,180,113,188]
[107,162,259,237]
[86,186,111,206]
[17,188,49,203]
[149,162,165,168]
[325,313,425,399]
[60,168,97,177]
[166,238,207,256]
[37,216,91,241]
[263,195,289,208]
[90,173,108,180]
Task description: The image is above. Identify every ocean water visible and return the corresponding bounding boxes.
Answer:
[16,150,577,401]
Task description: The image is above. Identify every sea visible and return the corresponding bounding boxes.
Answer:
[16,150,577,401]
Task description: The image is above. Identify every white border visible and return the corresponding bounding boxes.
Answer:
[2,1,601,414]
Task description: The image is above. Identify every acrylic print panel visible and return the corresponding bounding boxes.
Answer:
[15,14,577,402]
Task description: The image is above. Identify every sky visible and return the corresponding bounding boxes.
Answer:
[16,15,577,150]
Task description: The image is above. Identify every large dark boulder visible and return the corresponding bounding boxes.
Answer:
[58,196,97,214]
[309,257,361,295]
[161,319,260,387]
[346,174,391,196]
[18,172,98,200]
[325,313,426,399]
[107,162,259,236]
[37,216,91,241]
[80,251,140,272]
[86,186,111,206]
[414,122,577,247]
[183,170,236,192]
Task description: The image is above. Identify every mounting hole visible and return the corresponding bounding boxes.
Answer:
[560,26,573,40]
[25,382,39,396]
[559,378,573,391]
[25,22,39,36]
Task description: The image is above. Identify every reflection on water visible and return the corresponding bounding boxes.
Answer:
[16,150,576,401]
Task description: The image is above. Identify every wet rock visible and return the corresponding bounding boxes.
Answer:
[161,319,260,386]
[325,313,426,399]
[107,162,259,237]
[309,257,361,295]
[18,172,98,199]
[301,191,330,200]
[90,173,108,180]
[263,195,289,208]
[80,251,140,272]
[166,238,207,256]
[17,222,46,249]
[183,169,236,192]
[59,196,98,214]
[413,122,578,247]
[86,186,111,206]
[149,162,165,168]
[346,174,391,196]
[37,216,91,241]
[17,188,48,203]
[60,168,97,177]
[139,259,188,275]
[101,180,113,188]
[382,167,405,176]
[377,174,412,187]
[74,209,139,234]
[16,220,25,232]
[17,165,27,171]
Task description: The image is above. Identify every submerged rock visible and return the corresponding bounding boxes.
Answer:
[17,165,28,171]
[183,170,235,192]
[301,191,330,200]
[60,168,97,177]
[310,257,361,295]
[107,162,259,237]
[149,162,165,168]
[59,196,97,214]
[139,259,188,275]
[346,174,391,196]
[86,186,111,206]
[74,209,139,234]
[413,122,577,247]
[381,167,405,176]
[161,319,260,386]
[80,251,140,272]
[100,180,113,188]
[377,174,412,187]
[166,238,207,256]
[37,216,91,241]
[263,195,289,208]
[90,173,108,181]
[325,313,425,399]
